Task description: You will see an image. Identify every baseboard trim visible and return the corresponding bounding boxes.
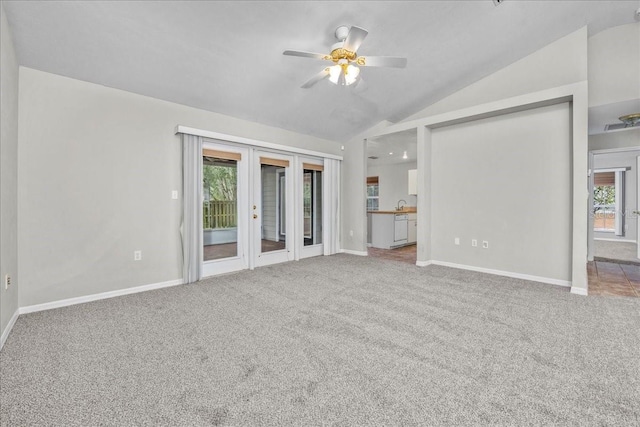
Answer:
[340,249,368,256]
[19,278,183,315]
[594,238,636,243]
[0,309,20,351]
[429,261,572,288]
[570,286,589,296]
[416,260,433,267]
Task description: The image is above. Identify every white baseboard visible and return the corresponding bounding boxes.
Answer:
[0,309,20,351]
[594,238,636,243]
[340,249,368,257]
[429,261,572,288]
[416,260,433,267]
[19,278,183,315]
[570,286,588,296]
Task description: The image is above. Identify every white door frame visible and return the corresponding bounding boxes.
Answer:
[201,141,250,277]
[588,146,640,261]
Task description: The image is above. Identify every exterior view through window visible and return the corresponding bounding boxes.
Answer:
[593,171,615,232]
[203,155,238,261]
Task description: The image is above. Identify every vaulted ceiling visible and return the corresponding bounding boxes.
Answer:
[3,1,637,142]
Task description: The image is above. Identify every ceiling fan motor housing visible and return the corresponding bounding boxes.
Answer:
[335,26,350,41]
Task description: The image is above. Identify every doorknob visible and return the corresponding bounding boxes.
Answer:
[253,214,258,219]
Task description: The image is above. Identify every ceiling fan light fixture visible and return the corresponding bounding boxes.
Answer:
[619,113,640,127]
[328,63,360,86]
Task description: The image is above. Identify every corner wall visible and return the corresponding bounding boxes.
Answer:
[0,3,20,346]
[17,68,340,307]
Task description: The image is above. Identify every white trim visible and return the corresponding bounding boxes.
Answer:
[593,167,629,173]
[429,260,572,288]
[176,125,343,161]
[340,249,368,256]
[19,279,183,315]
[416,260,433,267]
[0,309,20,351]
[590,146,640,155]
[570,286,588,296]
[594,238,637,243]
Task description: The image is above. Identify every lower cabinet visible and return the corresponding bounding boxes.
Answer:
[408,219,417,244]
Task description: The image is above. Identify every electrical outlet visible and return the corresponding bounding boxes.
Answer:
[134,250,142,261]
[482,241,489,249]
[471,239,478,247]
[349,230,354,237]
[4,274,10,290]
[454,237,460,245]
[171,190,178,200]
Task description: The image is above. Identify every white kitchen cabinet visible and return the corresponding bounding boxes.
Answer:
[371,213,408,249]
[408,169,417,195]
[408,219,417,244]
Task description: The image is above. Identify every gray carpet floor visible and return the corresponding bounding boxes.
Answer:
[1,254,639,426]
[594,239,640,264]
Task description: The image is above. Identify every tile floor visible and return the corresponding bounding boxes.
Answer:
[367,244,417,265]
[587,261,640,297]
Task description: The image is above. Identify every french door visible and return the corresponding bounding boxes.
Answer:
[253,151,295,267]
[201,142,249,276]
[198,141,333,278]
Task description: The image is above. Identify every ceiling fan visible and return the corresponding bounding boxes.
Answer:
[283,25,407,88]
[605,113,640,131]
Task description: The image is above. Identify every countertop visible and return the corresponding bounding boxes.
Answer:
[368,208,417,214]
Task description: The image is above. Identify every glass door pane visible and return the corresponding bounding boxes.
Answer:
[303,168,322,246]
[203,155,238,261]
[261,164,287,253]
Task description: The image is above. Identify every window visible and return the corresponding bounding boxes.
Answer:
[367,176,379,211]
[593,170,624,235]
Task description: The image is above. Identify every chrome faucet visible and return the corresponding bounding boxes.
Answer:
[397,199,407,211]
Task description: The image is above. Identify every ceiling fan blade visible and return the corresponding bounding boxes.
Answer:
[283,50,329,60]
[343,26,368,52]
[301,68,330,88]
[358,56,407,68]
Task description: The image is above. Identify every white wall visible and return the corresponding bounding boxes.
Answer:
[367,162,417,211]
[431,103,572,282]
[589,129,640,151]
[588,23,640,108]
[592,150,640,242]
[17,67,340,307]
[0,3,20,343]
[341,28,588,258]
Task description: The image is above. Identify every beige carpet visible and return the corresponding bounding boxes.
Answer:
[2,254,639,425]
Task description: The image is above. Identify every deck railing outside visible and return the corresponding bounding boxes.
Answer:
[204,200,237,229]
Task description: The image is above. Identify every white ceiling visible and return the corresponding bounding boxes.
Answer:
[4,1,638,142]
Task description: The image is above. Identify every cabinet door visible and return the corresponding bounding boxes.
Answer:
[408,220,417,243]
